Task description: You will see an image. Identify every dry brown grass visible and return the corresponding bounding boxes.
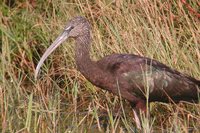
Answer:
[0,0,200,132]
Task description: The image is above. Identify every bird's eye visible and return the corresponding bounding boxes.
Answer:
[71,26,74,29]
[65,26,74,31]
[69,26,74,30]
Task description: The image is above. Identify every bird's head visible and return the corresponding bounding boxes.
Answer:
[65,16,91,38]
[34,16,90,79]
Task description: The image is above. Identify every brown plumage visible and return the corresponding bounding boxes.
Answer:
[35,16,199,116]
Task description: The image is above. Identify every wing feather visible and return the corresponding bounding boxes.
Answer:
[97,54,199,102]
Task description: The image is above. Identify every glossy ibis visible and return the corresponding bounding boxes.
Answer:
[35,16,199,128]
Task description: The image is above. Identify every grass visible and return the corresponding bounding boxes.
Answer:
[0,0,200,132]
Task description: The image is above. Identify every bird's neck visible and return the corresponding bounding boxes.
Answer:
[75,35,93,72]
[75,35,115,89]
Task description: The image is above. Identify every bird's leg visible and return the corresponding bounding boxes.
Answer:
[135,100,147,112]
[131,100,146,129]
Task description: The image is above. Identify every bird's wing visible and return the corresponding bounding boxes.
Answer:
[98,54,199,102]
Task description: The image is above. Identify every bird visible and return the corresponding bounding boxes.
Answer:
[35,16,199,128]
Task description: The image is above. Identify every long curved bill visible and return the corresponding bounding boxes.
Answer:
[35,26,72,80]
